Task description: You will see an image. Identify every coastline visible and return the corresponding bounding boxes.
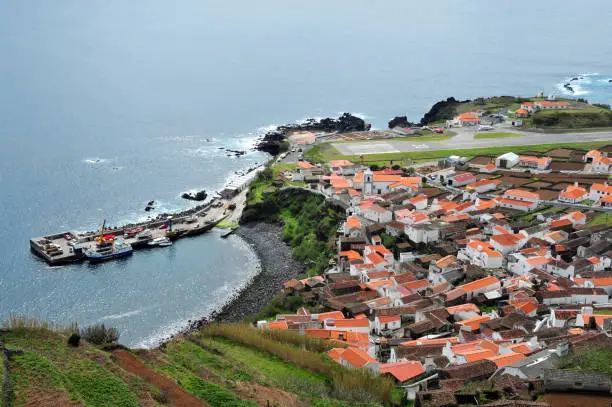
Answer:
[182,221,306,333]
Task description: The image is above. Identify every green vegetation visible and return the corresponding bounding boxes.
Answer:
[2,322,385,407]
[80,323,120,345]
[216,219,239,229]
[530,106,612,129]
[587,212,612,227]
[198,324,393,404]
[477,305,498,313]
[243,188,344,275]
[473,132,523,139]
[305,140,612,167]
[246,293,307,322]
[558,347,612,376]
[4,330,140,407]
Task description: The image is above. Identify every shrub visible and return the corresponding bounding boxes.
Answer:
[152,388,172,405]
[67,333,81,347]
[81,323,120,345]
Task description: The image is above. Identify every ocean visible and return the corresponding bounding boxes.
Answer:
[1,0,612,347]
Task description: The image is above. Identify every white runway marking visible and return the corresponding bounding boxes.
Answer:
[337,142,401,155]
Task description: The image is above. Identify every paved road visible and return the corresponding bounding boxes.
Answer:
[332,130,612,155]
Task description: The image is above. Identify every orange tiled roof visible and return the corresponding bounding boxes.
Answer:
[538,101,569,107]
[339,347,378,368]
[373,174,403,183]
[488,352,526,368]
[505,189,539,199]
[316,311,346,321]
[490,234,520,247]
[403,279,430,290]
[345,216,361,229]
[457,315,491,331]
[332,318,370,328]
[459,276,500,293]
[379,361,425,382]
[457,349,495,363]
[559,185,588,200]
[339,250,361,260]
[496,197,537,207]
[296,161,315,169]
[591,183,612,194]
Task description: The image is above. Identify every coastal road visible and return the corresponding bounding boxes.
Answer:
[332,131,612,155]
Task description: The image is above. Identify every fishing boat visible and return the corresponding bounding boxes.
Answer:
[85,240,133,262]
[130,230,153,248]
[85,220,133,262]
[148,237,172,247]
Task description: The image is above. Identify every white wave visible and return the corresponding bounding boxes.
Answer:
[100,309,143,321]
[83,157,108,164]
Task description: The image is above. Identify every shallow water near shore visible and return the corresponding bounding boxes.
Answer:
[1,0,612,346]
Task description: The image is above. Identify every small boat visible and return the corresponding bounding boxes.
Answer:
[148,237,172,247]
[85,240,133,263]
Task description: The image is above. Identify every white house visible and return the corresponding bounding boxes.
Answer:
[359,201,393,224]
[330,160,360,176]
[558,184,588,204]
[458,240,503,269]
[456,276,501,301]
[518,156,551,170]
[495,152,520,169]
[406,195,428,210]
[405,223,440,244]
[466,179,501,194]
[343,216,362,237]
[507,254,550,276]
[534,101,569,110]
[446,173,477,187]
[589,183,612,202]
[497,189,539,212]
[374,315,402,335]
[490,233,526,255]
[591,155,612,172]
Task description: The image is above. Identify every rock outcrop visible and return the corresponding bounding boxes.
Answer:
[255,113,369,155]
[181,190,207,201]
[388,116,418,129]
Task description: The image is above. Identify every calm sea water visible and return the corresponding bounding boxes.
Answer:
[1,0,612,347]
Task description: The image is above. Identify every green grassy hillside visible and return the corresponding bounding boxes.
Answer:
[0,320,388,407]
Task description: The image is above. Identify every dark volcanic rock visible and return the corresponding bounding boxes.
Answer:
[420,97,469,125]
[388,116,418,129]
[255,113,369,156]
[181,190,207,201]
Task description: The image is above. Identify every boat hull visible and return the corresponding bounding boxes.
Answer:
[85,247,133,263]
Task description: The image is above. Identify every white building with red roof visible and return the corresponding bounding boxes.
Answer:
[446,172,477,187]
[589,182,612,202]
[534,100,569,110]
[374,315,402,335]
[459,240,503,269]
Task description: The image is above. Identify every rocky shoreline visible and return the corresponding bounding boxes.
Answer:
[181,221,306,333]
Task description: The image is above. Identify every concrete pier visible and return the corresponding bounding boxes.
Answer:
[30,187,251,265]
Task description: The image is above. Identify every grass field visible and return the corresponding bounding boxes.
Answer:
[473,132,524,139]
[305,140,612,167]
[587,212,612,227]
[2,323,385,407]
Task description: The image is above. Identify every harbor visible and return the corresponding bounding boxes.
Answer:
[29,172,258,266]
